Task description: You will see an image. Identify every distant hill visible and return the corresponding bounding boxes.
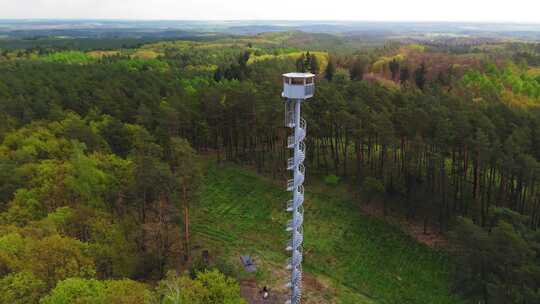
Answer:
[1,20,540,41]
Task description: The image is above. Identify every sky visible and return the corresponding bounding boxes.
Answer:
[2,0,540,23]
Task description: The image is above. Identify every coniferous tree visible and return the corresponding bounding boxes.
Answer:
[213,66,224,82]
[399,66,410,85]
[389,59,400,81]
[350,58,366,81]
[414,63,427,90]
[325,57,336,81]
[304,51,312,72]
[169,137,201,263]
[239,51,250,67]
[296,53,306,72]
[310,54,320,74]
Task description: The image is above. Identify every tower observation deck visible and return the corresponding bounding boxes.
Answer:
[282,72,314,304]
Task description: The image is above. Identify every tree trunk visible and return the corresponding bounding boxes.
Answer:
[182,181,190,263]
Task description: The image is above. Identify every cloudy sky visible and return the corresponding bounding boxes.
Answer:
[2,0,539,23]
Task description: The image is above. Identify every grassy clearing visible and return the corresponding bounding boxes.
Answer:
[131,49,161,59]
[528,67,540,77]
[191,163,462,304]
[87,50,120,58]
[41,51,95,64]
[248,51,329,71]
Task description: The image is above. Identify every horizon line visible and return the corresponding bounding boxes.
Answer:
[0,18,539,25]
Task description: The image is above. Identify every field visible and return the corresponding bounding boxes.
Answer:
[191,162,463,304]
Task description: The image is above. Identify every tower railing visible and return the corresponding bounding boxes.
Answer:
[299,118,306,132]
[305,84,315,96]
[286,249,303,270]
[285,213,303,232]
[287,200,304,213]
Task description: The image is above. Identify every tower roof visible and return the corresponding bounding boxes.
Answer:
[283,72,315,78]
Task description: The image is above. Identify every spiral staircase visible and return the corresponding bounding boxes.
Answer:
[284,100,306,304]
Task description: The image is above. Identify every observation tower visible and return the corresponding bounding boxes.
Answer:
[282,72,314,304]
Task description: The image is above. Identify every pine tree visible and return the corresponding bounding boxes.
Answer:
[350,58,366,81]
[389,59,400,81]
[213,66,224,82]
[304,51,312,72]
[296,53,306,73]
[239,51,250,67]
[414,63,427,90]
[399,67,410,85]
[310,54,320,74]
[325,57,336,81]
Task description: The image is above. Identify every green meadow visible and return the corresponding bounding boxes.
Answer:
[191,163,463,304]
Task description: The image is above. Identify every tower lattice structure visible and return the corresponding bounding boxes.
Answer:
[282,72,314,304]
[285,99,306,304]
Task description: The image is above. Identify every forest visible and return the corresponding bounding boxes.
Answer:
[0,31,540,303]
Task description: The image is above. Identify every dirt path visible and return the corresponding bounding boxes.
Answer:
[240,279,287,304]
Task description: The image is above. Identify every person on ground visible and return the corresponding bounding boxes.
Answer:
[261,286,269,299]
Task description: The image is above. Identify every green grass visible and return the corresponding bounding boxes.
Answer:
[192,163,463,304]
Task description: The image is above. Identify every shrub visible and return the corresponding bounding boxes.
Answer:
[362,177,385,204]
[0,271,46,304]
[156,269,246,304]
[324,174,340,186]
